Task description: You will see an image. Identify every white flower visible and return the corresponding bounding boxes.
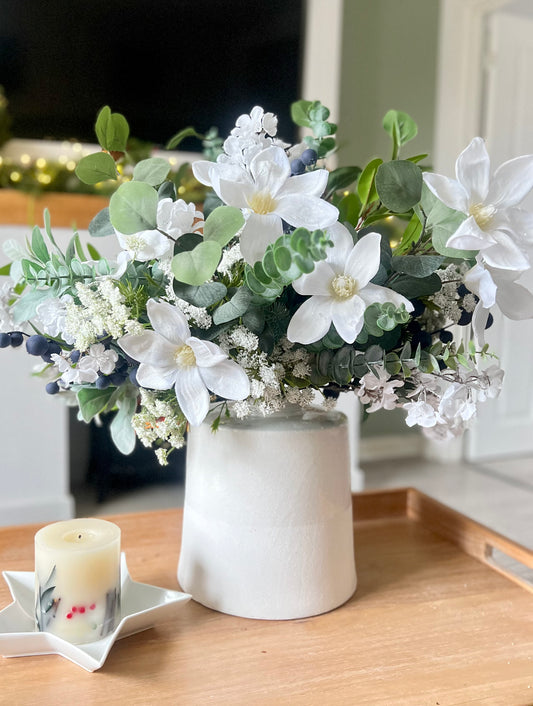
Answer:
[403,399,439,428]
[0,282,14,333]
[437,382,476,424]
[36,294,75,343]
[231,106,277,139]
[464,262,533,342]
[118,299,250,426]
[287,224,414,344]
[358,366,403,412]
[115,198,202,263]
[192,145,338,264]
[423,137,533,271]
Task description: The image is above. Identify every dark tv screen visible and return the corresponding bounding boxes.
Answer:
[0,0,304,147]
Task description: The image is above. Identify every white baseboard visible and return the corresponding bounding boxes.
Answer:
[360,433,425,463]
[0,495,75,527]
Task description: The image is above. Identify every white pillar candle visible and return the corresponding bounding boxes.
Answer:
[35,518,121,644]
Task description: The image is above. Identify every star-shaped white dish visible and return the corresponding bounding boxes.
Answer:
[0,553,191,671]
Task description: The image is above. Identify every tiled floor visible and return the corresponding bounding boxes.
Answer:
[73,453,533,549]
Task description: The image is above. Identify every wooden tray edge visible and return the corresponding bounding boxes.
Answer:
[353,487,533,593]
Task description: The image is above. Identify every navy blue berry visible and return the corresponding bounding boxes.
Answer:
[70,349,81,363]
[485,313,494,329]
[0,332,11,348]
[9,332,24,347]
[457,284,470,297]
[45,381,60,395]
[458,310,473,326]
[439,330,453,344]
[300,148,318,167]
[26,335,49,356]
[95,375,111,390]
[290,158,305,175]
[41,340,61,363]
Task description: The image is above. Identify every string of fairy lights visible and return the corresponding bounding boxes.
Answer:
[0,89,206,202]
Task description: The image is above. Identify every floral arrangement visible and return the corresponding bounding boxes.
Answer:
[1,101,533,464]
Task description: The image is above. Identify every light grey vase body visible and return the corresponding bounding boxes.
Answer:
[178,406,357,619]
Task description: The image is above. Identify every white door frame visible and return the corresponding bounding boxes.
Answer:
[433,0,512,174]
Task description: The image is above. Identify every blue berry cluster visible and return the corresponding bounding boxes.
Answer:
[290,148,318,176]
[0,331,24,348]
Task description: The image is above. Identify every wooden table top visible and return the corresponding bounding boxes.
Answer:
[1,488,532,705]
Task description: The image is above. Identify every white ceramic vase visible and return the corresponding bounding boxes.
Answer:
[177,405,357,620]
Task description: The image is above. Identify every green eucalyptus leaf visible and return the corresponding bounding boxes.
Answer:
[390,272,442,298]
[375,160,423,213]
[290,99,313,127]
[158,181,177,201]
[392,255,444,278]
[383,110,418,150]
[173,232,203,254]
[418,185,475,259]
[109,181,158,234]
[337,192,361,226]
[95,106,129,152]
[133,157,171,186]
[171,240,221,285]
[173,280,227,307]
[88,207,115,238]
[203,206,244,247]
[0,262,11,276]
[212,286,253,324]
[75,152,117,185]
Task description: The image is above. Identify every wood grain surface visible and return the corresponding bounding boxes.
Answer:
[1,488,532,706]
[0,189,109,228]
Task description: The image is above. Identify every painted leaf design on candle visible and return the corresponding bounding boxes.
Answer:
[35,565,60,630]
[100,587,120,638]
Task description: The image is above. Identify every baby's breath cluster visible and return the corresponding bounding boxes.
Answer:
[131,390,187,465]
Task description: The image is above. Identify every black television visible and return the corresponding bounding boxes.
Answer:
[0,0,304,148]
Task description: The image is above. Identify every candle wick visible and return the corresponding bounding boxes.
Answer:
[78,534,82,539]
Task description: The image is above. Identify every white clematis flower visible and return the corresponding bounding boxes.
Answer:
[423,137,533,271]
[118,299,250,426]
[464,261,533,343]
[192,145,338,264]
[115,198,203,263]
[287,224,414,344]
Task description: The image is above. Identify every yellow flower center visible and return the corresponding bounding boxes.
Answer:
[124,233,146,256]
[331,274,358,300]
[247,191,277,215]
[469,202,496,229]
[174,344,196,368]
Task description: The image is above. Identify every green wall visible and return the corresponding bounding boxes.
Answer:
[337,0,440,168]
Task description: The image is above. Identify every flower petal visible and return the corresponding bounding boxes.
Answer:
[275,193,339,229]
[359,282,414,311]
[496,279,533,319]
[471,303,490,346]
[423,173,469,213]
[174,366,211,426]
[147,299,190,345]
[455,137,490,203]
[119,330,177,367]
[287,296,333,344]
[292,261,336,296]
[330,297,366,344]
[249,146,291,195]
[191,160,214,186]
[487,154,533,208]
[446,216,489,251]
[217,176,254,209]
[324,222,355,271]
[464,264,496,308]
[188,337,228,368]
[482,230,530,270]
[199,359,250,400]
[239,212,283,264]
[136,362,177,390]
[278,168,328,198]
[345,232,381,288]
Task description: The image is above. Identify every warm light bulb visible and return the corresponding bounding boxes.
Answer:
[10,171,22,182]
[36,158,47,169]
[20,154,31,166]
